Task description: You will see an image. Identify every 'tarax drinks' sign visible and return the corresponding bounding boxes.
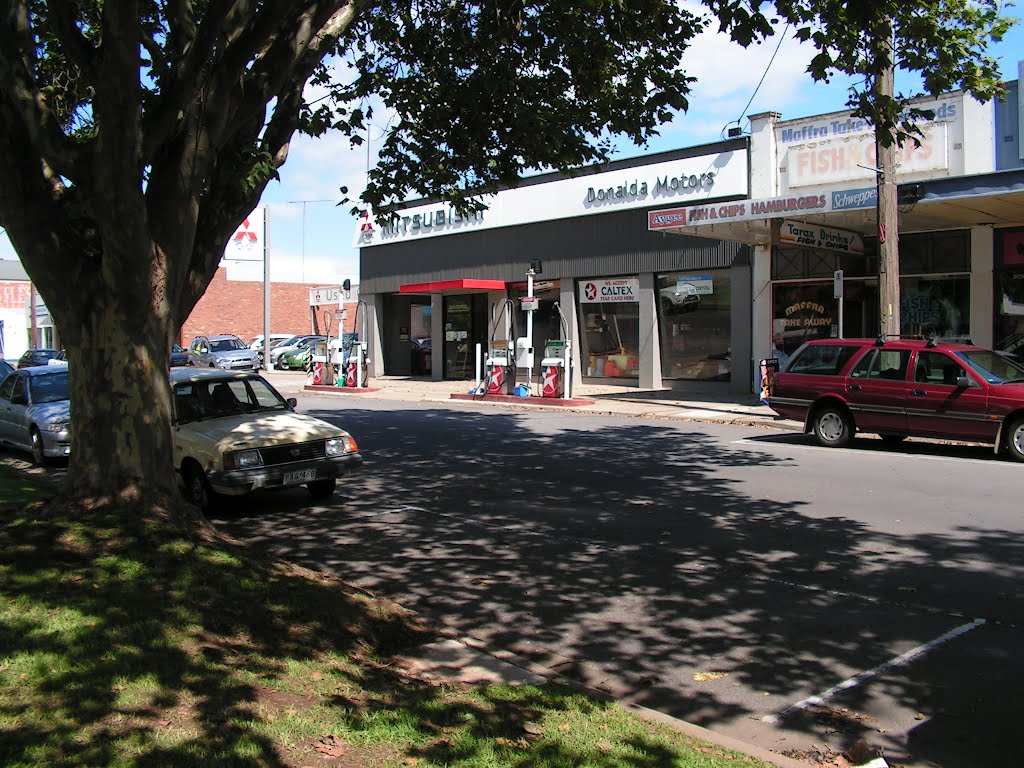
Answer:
[777,220,864,254]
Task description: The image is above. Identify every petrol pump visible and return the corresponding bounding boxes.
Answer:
[515,262,541,393]
[540,301,573,398]
[484,299,514,395]
[309,339,329,386]
[344,299,370,388]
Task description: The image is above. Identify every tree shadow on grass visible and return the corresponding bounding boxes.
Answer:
[0,488,780,767]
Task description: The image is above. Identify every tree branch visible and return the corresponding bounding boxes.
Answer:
[141,0,239,162]
[48,0,98,81]
[0,1,86,179]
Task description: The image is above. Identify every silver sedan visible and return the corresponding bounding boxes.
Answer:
[0,365,71,465]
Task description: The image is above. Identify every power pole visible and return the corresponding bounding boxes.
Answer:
[876,20,901,338]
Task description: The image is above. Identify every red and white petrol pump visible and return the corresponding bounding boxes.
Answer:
[484,299,514,395]
[540,300,573,398]
[344,290,370,388]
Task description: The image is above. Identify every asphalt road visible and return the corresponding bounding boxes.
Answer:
[210,395,1024,768]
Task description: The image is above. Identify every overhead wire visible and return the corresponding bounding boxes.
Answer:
[721,22,792,139]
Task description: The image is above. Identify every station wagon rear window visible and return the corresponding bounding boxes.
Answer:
[786,344,863,376]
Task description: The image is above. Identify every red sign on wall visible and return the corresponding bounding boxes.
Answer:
[1000,230,1024,266]
[0,282,31,310]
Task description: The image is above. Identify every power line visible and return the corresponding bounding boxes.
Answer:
[722,23,791,138]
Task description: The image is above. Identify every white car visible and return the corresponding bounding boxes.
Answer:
[170,368,362,511]
[248,333,295,350]
[659,284,700,314]
[187,334,260,371]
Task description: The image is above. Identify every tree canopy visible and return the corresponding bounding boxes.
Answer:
[0,0,1013,507]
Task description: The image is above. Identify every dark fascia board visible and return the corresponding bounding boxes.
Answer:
[907,167,1024,202]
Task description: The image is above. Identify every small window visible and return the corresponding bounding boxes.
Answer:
[0,374,16,402]
[787,344,863,376]
[10,376,28,405]
[853,349,911,381]
[915,351,956,385]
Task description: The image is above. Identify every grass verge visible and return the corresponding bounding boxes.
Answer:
[0,460,778,768]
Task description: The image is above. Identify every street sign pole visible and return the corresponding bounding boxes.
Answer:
[834,269,844,338]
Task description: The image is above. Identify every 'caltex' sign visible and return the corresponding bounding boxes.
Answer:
[579,278,639,303]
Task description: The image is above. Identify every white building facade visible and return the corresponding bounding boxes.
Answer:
[356,63,1024,394]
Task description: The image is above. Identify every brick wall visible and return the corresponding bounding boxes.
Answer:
[180,268,357,344]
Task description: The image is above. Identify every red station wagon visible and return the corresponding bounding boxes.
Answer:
[768,337,1024,461]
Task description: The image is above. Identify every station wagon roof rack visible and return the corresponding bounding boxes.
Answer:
[925,335,974,347]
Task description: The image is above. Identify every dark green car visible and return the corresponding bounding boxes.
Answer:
[281,346,312,370]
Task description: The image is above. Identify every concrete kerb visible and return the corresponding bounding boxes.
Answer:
[448,634,810,768]
[271,371,804,432]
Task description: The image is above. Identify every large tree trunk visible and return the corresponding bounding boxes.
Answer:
[63,321,177,501]
[51,241,179,502]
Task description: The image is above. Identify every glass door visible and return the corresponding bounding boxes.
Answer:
[443,295,487,380]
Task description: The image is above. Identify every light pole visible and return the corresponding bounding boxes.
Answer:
[287,199,332,281]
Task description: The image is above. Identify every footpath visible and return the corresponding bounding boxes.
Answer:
[262,369,805,433]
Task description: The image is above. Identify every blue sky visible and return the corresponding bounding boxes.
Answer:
[2,7,1022,289]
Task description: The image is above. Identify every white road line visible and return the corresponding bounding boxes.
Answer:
[761,617,986,725]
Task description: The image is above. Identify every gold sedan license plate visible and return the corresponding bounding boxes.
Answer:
[283,469,316,485]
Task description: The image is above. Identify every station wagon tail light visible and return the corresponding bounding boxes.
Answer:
[224,449,263,470]
[326,436,358,456]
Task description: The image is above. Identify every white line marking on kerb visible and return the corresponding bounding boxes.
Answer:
[762,617,986,725]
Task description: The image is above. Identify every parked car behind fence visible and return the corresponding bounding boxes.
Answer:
[187,335,260,371]
[17,349,61,369]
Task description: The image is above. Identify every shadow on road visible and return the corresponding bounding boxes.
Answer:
[212,405,1024,768]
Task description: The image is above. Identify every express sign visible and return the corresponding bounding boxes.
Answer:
[580,278,639,303]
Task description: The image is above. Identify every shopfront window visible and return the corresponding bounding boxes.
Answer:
[772,230,970,356]
[900,275,970,339]
[578,278,639,378]
[657,270,732,381]
[772,282,841,359]
[994,228,1024,355]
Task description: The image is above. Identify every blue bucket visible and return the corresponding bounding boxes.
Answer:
[513,384,529,397]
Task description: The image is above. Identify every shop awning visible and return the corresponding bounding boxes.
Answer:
[647,169,1024,245]
[399,279,506,295]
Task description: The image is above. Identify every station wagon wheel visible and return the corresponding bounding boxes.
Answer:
[812,404,853,448]
[29,427,46,466]
[1006,418,1024,463]
[307,477,336,500]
